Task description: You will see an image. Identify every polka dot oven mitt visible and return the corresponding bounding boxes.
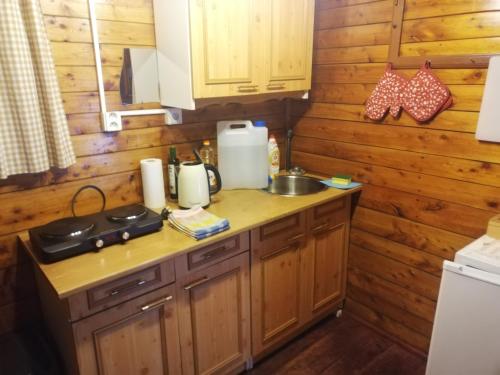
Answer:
[401,61,452,122]
[365,63,408,121]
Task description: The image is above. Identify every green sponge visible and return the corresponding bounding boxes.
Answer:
[332,174,352,185]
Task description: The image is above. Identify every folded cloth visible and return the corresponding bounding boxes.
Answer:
[168,205,230,240]
[192,224,229,240]
[169,218,229,240]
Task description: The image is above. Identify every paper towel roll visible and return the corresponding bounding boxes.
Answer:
[476,56,500,142]
[140,158,166,209]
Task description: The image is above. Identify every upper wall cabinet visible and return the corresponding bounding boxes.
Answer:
[265,0,314,93]
[189,0,260,100]
[153,0,315,109]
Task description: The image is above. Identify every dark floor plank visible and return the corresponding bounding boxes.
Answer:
[249,314,427,375]
[319,335,393,374]
[360,345,426,375]
[249,316,351,375]
[281,320,391,374]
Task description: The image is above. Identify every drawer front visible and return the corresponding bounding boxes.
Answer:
[68,260,175,321]
[309,197,348,232]
[188,232,249,271]
[175,232,250,278]
[252,212,306,254]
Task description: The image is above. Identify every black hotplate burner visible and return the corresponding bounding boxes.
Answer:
[29,204,163,263]
[107,204,147,223]
[40,217,95,241]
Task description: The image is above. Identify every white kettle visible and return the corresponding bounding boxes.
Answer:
[177,161,221,209]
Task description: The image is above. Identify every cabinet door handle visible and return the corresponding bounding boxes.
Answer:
[238,85,258,93]
[312,223,330,233]
[202,246,227,260]
[140,295,173,311]
[287,233,305,243]
[267,83,286,90]
[109,279,147,296]
[261,242,298,260]
[184,276,210,290]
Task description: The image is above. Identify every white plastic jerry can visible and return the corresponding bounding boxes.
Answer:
[217,120,268,189]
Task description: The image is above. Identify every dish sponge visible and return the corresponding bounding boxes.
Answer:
[331,174,352,186]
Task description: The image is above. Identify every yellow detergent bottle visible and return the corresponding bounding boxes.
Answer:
[268,134,280,180]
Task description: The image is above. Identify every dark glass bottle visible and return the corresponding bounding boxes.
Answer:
[168,146,180,200]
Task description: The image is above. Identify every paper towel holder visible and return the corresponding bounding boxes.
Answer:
[476,56,500,143]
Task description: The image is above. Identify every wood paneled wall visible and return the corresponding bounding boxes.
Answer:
[0,0,285,334]
[291,0,500,352]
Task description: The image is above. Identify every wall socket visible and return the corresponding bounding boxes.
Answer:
[165,108,183,125]
[103,112,123,132]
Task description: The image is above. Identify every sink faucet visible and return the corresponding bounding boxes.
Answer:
[285,128,305,175]
[285,128,293,171]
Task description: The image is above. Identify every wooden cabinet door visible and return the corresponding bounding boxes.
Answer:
[262,0,315,93]
[302,198,351,322]
[177,252,251,375]
[250,224,306,356]
[302,222,348,322]
[189,0,261,99]
[73,285,181,375]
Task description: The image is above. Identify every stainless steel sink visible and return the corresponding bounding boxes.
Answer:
[266,175,327,196]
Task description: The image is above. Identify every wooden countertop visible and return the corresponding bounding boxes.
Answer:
[21,186,361,299]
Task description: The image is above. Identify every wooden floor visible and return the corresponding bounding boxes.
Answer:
[249,314,427,375]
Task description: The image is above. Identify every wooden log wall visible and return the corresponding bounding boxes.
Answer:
[291,0,500,352]
[0,0,286,334]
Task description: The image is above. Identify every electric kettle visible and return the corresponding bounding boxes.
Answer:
[177,161,222,209]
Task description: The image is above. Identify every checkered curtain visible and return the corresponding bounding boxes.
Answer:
[0,0,75,179]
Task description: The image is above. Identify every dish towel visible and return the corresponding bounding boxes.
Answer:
[168,206,230,240]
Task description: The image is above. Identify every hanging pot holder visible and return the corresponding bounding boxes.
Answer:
[401,61,452,122]
[365,63,409,121]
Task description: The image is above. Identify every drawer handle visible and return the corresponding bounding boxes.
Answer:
[202,246,227,260]
[140,295,173,311]
[184,276,210,290]
[238,85,258,93]
[287,234,305,243]
[261,242,299,260]
[312,223,330,233]
[109,279,147,296]
[267,83,285,90]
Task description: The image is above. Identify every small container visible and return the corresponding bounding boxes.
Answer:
[268,135,280,179]
[168,146,180,200]
[200,140,216,165]
[200,140,217,189]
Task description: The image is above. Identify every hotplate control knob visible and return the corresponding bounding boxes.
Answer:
[95,239,104,249]
[121,231,130,241]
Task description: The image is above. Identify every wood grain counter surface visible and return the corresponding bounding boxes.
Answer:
[20,186,361,299]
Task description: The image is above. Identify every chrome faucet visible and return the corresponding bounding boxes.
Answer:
[285,128,293,171]
[285,128,305,175]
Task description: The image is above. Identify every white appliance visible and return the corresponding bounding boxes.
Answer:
[177,161,221,209]
[426,235,500,375]
[217,120,268,190]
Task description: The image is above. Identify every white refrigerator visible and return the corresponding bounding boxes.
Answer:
[426,235,500,375]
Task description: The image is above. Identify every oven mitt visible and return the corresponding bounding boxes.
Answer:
[401,61,452,122]
[365,63,408,120]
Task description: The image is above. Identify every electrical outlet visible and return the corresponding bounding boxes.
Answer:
[103,112,122,132]
[165,107,183,125]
